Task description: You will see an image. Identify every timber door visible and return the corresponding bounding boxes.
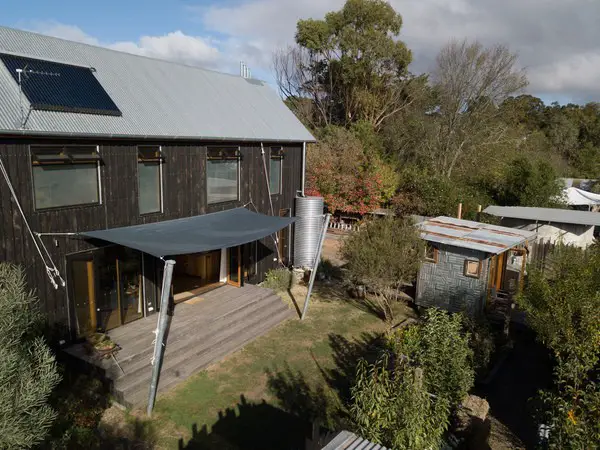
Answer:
[227,246,242,287]
[69,255,97,338]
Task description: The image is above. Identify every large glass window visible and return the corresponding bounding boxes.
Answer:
[31,146,100,210]
[207,147,240,204]
[138,146,162,214]
[269,147,283,195]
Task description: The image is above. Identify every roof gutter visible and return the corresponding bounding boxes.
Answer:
[0,128,317,144]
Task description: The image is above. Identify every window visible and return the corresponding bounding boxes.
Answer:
[31,146,100,210]
[269,147,283,195]
[425,244,438,263]
[137,146,163,214]
[464,260,481,278]
[207,147,240,204]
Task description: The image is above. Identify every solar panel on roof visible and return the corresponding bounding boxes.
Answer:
[0,53,121,116]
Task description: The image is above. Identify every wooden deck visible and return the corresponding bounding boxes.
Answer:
[64,284,296,408]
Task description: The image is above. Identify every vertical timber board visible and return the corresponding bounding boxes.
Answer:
[0,137,304,329]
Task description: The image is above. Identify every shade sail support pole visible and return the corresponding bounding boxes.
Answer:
[147,259,175,417]
[301,214,330,320]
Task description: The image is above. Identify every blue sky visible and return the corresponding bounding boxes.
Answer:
[1,0,599,104]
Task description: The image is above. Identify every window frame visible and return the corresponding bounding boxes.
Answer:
[425,244,439,263]
[269,146,284,196]
[206,146,241,205]
[136,146,164,216]
[29,144,102,211]
[464,259,482,279]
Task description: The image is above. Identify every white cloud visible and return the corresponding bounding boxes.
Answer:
[110,31,220,68]
[21,0,600,102]
[25,21,223,71]
[194,0,600,102]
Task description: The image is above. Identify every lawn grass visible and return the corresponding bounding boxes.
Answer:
[150,282,414,448]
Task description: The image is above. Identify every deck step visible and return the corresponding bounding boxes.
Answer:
[108,292,294,408]
[114,294,287,392]
[125,305,294,408]
[102,289,281,379]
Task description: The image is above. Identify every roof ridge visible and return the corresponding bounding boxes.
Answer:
[0,25,262,82]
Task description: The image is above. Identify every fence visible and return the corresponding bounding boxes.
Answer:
[328,221,360,233]
[529,238,556,267]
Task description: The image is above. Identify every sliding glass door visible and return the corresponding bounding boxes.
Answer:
[68,246,145,337]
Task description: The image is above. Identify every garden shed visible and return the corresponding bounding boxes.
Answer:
[484,206,600,248]
[415,217,536,316]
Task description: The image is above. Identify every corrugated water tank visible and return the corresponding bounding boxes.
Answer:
[293,196,325,268]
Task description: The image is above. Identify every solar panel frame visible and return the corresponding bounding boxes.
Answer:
[0,53,122,116]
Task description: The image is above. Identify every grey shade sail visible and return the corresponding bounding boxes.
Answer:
[80,208,295,258]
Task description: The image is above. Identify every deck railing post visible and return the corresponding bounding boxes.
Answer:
[147,259,176,417]
[301,214,331,320]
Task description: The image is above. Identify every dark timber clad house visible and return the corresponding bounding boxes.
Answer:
[0,25,314,360]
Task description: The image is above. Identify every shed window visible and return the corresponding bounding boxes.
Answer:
[31,146,100,210]
[207,147,240,204]
[138,146,163,215]
[464,260,481,278]
[269,147,283,195]
[425,244,438,263]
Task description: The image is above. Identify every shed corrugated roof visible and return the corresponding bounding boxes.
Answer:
[0,26,315,142]
[484,206,600,227]
[417,216,536,254]
[322,431,388,450]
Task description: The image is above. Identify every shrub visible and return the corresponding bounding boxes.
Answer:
[349,308,474,449]
[341,217,425,324]
[461,315,496,378]
[517,244,600,447]
[262,268,294,292]
[0,263,61,448]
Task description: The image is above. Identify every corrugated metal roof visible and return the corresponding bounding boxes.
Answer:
[417,216,536,255]
[0,26,315,142]
[322,431,388,450]
[484,205,600,227]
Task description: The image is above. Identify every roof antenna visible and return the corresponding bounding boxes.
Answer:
[239,61,251,79]
[15,65,60,129]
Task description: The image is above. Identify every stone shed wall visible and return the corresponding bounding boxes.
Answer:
[416,244,489,315]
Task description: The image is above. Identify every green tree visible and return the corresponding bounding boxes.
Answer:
[275,0,416,129]
[431,40,528,178]
[517,245,600,447]
[0,263,61,448]
[351,354,449,449]
[350,309,474,449]
[495,156,565,207]
[340,216,425,323]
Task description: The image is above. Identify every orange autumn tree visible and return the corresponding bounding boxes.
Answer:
[306,127,395,214]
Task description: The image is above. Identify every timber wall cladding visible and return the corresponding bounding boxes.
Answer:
[0,139,302,329]
[416,244,489,314]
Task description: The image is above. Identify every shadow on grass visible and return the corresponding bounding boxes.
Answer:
[178,395,314,450]
[178,332,387,450]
